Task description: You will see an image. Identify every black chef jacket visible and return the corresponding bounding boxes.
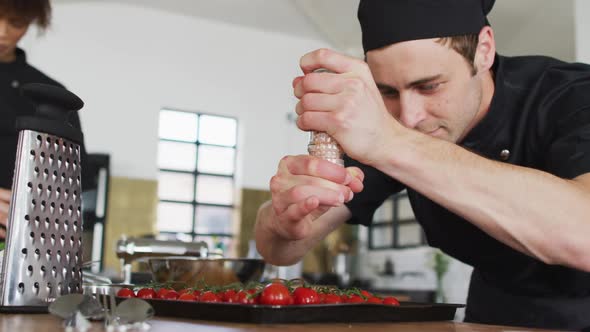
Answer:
[345,54,590,330]
[0,48,86,190]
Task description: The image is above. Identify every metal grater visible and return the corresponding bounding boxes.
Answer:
[0,83,85,311]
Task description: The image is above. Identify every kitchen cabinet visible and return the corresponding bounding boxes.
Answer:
[81,153,110,273]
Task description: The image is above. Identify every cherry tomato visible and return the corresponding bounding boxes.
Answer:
[163,290,179,300]
[236,290,258,304]
[292,287,320,305]
[366,296,383,304]
[116,288,135,298]
[192,290,202,298]
[136,288,157,299]
[259,282,292,306]
[178,288,193,296]
[382,296,400,306]
[345,294,365,303]
[156,288,172,299]
[199,291,221,303]
[322,293,342,304]
[178,292,197,301]
[221,289,237,303]
[360,290,372,298]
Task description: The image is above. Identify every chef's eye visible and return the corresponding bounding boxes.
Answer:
[417,83,441,93]
[379,88,399,98]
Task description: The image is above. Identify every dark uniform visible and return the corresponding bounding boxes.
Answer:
[345,54,590,330]
[0,48,86,190]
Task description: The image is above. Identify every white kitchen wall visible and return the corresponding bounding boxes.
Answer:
[574,0,590,63]
[489,0,575,62]
[20,1,321,188]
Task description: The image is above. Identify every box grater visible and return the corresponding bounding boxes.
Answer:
[0,83,85,312]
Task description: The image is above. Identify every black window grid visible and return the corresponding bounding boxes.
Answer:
[157,108,238,241]
[368,191,427,250]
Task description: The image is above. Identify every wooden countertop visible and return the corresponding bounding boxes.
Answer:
[0,314,564,332]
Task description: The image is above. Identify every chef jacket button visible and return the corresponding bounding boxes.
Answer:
[11,80,19,88]
[499,149,510,160]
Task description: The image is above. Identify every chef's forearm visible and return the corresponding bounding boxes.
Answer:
[255,201,307,265]
[373,130,590,272]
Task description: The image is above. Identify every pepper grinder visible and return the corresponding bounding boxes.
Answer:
[306,69,344,166]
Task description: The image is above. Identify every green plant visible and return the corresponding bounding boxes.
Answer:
[430,249,450,302]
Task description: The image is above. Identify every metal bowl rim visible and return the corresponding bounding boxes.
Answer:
[146,256,265,263]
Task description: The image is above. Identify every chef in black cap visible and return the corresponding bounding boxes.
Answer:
[255,0,590,329]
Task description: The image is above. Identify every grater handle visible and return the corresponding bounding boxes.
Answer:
[17,83,85,144]
[21,83,84,121]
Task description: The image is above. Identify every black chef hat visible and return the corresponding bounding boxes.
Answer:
[358,0,495,53]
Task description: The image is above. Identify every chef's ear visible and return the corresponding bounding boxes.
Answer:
[474,26,496,74]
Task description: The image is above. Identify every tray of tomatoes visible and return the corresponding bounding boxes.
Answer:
[115,279,463,324]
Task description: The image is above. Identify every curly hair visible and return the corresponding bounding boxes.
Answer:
[0,0,52,29]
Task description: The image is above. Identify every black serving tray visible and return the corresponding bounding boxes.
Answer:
[0,305,49,314]
[132,299,464,324]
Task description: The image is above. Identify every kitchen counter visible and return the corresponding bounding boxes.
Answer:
[0,314,564,332]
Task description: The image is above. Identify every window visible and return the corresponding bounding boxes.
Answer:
[368,190,426,249]
[157,109,238,252]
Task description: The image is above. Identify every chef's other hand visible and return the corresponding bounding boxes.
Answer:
[0,188,11,239]
[269,155,364,240]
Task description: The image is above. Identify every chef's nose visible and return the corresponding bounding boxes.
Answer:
[397,93,427,129]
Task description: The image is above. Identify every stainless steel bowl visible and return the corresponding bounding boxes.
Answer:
[147,257,265,288]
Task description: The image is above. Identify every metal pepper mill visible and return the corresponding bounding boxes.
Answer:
[307,69,344,166]
[0,83,85,312]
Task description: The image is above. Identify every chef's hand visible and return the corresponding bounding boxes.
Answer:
[269,155,364,240]
[293,48,402,165]
[0,188,10,239]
